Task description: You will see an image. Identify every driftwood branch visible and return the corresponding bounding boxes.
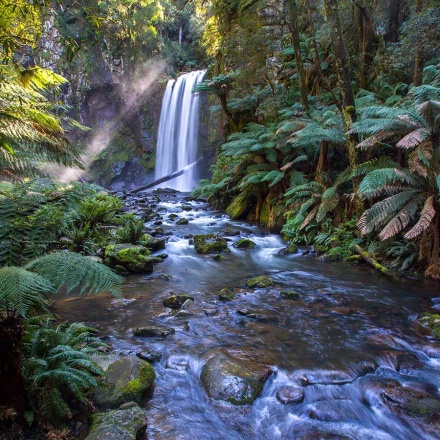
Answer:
[353,244,399,281]
[129,157,204,194]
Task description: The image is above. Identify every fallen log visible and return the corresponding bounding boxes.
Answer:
[352,244,399,281]
[129,157,204,194]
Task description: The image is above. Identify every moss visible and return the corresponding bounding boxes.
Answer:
[193,234,228,254]
[218,288,235,301]
[122,362,155,402]
[419,313,440,339]
[234,238,256,249]
[246,276,273,288]
[105,244,155,273]
[280,290,300,299]
[225,191,256,219]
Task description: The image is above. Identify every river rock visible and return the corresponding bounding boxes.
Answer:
[168,213,178,221]
[418,312,440,339]
[193,234,228,254]
[280,290,300,299]
[132,326,175,338]
[163,294,194,309]
[85,404,147,440]
[104,244,155,274]
[246,276,273,288]
[382,382,440,417]
[201,353,272,405]
[276,385,305,404]
[234,238,256,249]
[139,234,166,251]
[218,288,235,301]
[94,357,155,408]
[136,350,162,363]
[176,217,189,225]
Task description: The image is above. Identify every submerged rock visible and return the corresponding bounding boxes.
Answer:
[132,326,175,338]
[276,385,305,404]
[94,357,155,408]
[234,238,257,249]
[246,275,273,288]
[193,234,228,254]
[176,217,189,225]
[136,350,162,363]
[280,290,300,299]
[201,352,272,405]
[163,294,194,309]
[218,288,235,301]
[85,404,147,440]
[104,244,155,274]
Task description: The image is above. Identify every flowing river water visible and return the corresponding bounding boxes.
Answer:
[53,191,440,440]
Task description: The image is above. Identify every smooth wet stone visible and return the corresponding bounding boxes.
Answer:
[213,254,225,261]
[136,350,162,363]
[168,213,178,221]
[94,357,155,408]
[223,229,240,236]
[234,238,257,249]
[201,352,272,405]
[193,234,228,254]
[132,326,175,338]
[163,294,194,309]
[276,385,305,404]
[246,276,273,288]
[85,404,147,440]
[176,217,189,225]
[203,308,218,316]
[219,288,235,301]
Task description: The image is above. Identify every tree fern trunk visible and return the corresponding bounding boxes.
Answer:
[315,141,329,186]
[0,317,26,423]
[413,0,424,86]
[425,215,440,280]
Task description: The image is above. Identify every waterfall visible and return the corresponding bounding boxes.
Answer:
[154,70,206,191]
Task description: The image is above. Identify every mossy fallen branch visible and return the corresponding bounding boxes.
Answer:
[352,244,399,281]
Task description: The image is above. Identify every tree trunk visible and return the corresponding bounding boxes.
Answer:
[324,0,362,212]
[387,0,402,42]
[315,141,329,186]
[287,0,309,111]
[0,317,26,423]
[425,216,440,280]
[413,0,424,86]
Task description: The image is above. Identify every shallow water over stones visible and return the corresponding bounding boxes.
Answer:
[53,191,440,440]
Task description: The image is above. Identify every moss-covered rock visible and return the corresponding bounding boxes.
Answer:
[218,288,234,301]
[132,326,175,338]
[201,352,271,405]
[139,234,165,251]
[176,217,189,225]
[234,238,257,249]
[193,234,228,254]
[85,404,147,440]
[246,276,273,288]
[104,244,155,273]
[163,294,194,309]
[225,191,256,220]
[94,357,155,408]
[419,313,440,339]
[280,290,300,299]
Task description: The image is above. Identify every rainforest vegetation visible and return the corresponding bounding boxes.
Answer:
[0,0,440,438]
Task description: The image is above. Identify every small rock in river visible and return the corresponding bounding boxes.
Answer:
[132,326,175,338]
[276,386,305,404]
[163,294,194,309]
[136,350,162,363]
[176,217,189,225]
[246,276,273,288]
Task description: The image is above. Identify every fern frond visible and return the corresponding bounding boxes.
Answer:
[404,195,436,239]
[396,128,430,149]
[24,252,123,295]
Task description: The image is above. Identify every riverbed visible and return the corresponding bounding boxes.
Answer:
[53,190,440,440]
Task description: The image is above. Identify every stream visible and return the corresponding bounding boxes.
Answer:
[53,190,440,440]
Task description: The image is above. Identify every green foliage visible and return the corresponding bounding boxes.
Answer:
[22,320,105,427]
[116,214,145,244]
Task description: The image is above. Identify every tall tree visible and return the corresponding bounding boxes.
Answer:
[413,0,424,86]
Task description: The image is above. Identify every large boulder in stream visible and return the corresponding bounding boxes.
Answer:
[104,244,156,274]
[201,352,272,405]
[94,357,155,408]
[139,234,166,251]
[193,234,228,254]
[85,403,147,440]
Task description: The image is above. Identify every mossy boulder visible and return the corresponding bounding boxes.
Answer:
[176,217,189,225]
[193,234,228,254]
[218,288,234,301]
[419,313,440,339]
[132,326,175,338]
[246,276,273,288]
[234,238,257,249]
[382,382,440,417]
[104,244,155,273]
[85,404,147,440]
[201,352,272,405]
[94,357,155,408]
[139,234,165,251]
[163,294,194,309]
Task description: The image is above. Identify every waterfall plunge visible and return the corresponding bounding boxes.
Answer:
[155,70,206,191]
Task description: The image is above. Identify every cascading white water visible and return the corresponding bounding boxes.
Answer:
[155,70,206,191]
